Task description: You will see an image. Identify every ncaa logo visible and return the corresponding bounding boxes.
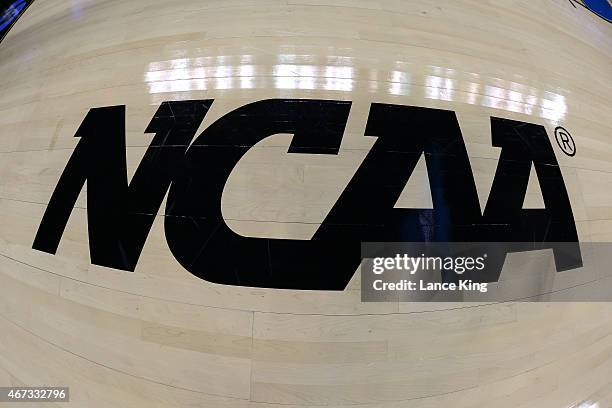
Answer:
[33,99,582,290]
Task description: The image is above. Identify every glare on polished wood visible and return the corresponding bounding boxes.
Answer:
[0,0,611,407]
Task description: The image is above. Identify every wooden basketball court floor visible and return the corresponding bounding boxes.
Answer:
[0,0,611,406]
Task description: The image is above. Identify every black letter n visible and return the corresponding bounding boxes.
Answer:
[32,101,212,271]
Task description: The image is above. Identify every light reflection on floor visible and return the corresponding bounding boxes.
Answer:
[144,54,568,123]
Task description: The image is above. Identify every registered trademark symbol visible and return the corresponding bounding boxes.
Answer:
[554,126,576,157]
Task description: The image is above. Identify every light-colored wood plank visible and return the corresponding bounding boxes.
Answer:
[0,0,610,406]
